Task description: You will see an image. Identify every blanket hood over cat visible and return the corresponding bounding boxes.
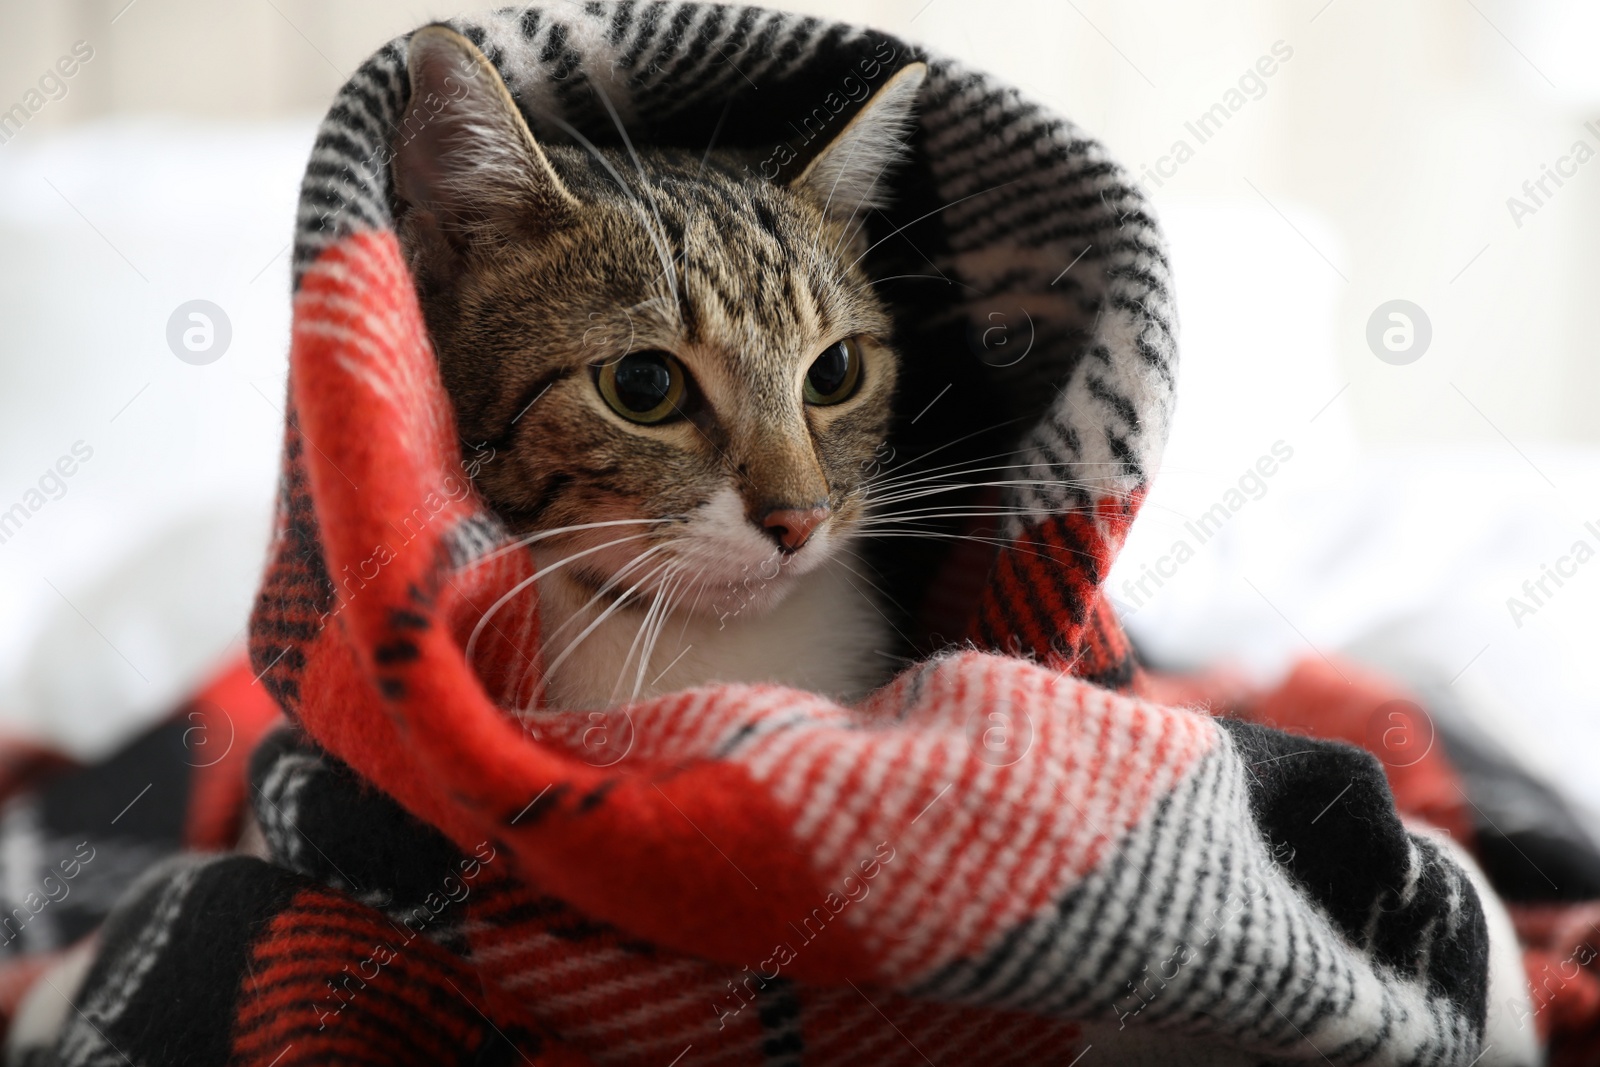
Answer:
[211,4,1500,1063]
[268,0,1177,689]
[257,1,1172,887]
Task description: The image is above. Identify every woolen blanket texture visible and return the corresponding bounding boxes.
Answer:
[7,4,1560,1064]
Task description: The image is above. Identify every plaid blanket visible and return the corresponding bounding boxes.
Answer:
[4,4,1597,1064]
[4,659,1598,1066]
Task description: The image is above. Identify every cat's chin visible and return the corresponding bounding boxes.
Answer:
[632,549,839,621]
[543,538,852,624]
[681,569,808,621]
[530,541,891,711]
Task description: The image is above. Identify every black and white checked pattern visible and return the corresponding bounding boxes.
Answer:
[912,725,1493,1063]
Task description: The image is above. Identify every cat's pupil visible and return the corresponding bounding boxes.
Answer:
[808,343,849,396]
[613,353,673,412]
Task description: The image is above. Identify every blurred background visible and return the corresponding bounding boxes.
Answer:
[0,1,1596,814]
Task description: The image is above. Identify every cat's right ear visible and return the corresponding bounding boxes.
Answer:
[393,25,579,246]
[785,61,926,222]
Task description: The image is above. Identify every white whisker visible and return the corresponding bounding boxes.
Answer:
[868,478,1125,511]
[477,518,667,568]
[866,470,1122,506]
[675,564,711,646]
[860,448,1032,492]
[858,528,1096,566]
[587,84,682,311]
[465,530,658,666]
[832,558,913,649]
[614,559,681,706]
[545,111,680,314]
[847,177,1023,274]
[870,414,1032,481]
[631,565,688,702]
[540,550,676,688]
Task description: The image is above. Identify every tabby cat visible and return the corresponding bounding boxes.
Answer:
[392,26,925,711]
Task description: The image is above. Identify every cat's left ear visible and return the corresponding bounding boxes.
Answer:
[786,61,927,221]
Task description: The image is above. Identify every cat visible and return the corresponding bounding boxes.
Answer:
[392,26,927,711]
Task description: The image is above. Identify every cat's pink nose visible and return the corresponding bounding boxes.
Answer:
[759,506,830,553]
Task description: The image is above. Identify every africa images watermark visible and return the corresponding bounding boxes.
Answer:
[1111,846,1289,1029]
[0,441,95,547]
[746,39,900,181]
[1135,40,1294,191]
[710,840,897,1030]
[1505,121,1600,229]
[314,444,497,631]
[1366,300,1432,365]
[1512,939,1597,1034]
[1504,518,1600,628]
[1117,440,1294,613]
[0,41,95,147]
[0,841,97,950]
[166,300,232,365]
[313,840,497,1030]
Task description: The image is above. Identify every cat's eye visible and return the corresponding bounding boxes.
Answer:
[597,350,688,424]
[804,338,863,405]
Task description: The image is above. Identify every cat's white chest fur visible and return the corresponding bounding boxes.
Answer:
[533,550,891,710]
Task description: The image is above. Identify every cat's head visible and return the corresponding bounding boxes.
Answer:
[393,26,924,616]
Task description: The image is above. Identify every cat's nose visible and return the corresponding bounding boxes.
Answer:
[758,506,831,553]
